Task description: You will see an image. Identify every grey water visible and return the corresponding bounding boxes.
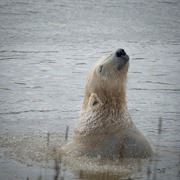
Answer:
[0,0,180,179]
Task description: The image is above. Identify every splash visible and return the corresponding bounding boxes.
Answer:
[62,154,141,179]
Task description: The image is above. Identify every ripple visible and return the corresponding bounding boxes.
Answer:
[15,82,26,85]
[0,109,58,115]
[0,88,11,90]
[144,81,176,85]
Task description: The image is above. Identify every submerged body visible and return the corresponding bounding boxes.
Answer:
[63,49,153,158]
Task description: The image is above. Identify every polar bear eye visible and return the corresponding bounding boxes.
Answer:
[98,65,103,74]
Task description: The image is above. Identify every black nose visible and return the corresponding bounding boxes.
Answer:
[116,49,126,57]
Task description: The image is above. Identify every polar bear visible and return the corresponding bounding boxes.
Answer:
[63,49,153,158]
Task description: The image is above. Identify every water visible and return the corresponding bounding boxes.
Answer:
[0,0,180,179]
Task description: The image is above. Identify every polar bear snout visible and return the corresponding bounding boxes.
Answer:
[116,49,129,60]
[115,49,129,71]
[116,49,126,57]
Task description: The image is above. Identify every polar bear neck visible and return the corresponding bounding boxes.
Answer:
[74,103,132,136]
[75,76,130,136]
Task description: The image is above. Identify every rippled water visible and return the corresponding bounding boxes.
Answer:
[0,0,180,179]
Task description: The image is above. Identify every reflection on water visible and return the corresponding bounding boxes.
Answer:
[0,0,180,179]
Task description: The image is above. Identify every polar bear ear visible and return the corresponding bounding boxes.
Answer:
[89,94,102,110]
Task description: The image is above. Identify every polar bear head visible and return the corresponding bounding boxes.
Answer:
[82,49,129,112]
